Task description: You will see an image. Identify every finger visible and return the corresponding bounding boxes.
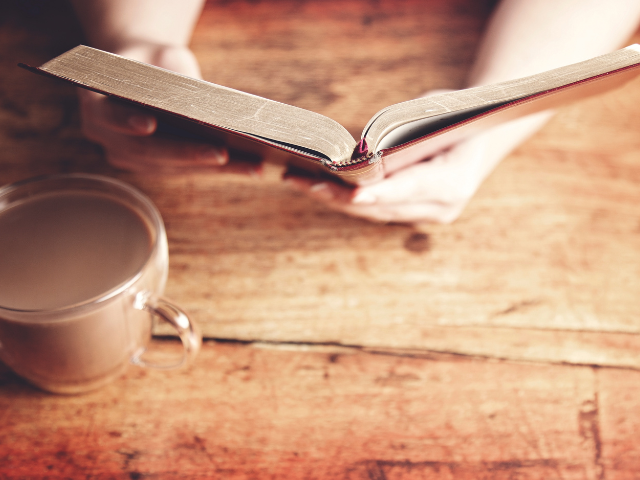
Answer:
[353,137,489,206]
[326,201,464,224]
[91,126,227,165]
[109,152,260,175]
[91,129,263,174]
[284,172,462,223]
[283,170,462,222]
[283,173,354,203]
[79,89,157,137]
[352,160,444,205]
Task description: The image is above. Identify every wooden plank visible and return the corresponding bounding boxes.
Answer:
[597,368,640,479]
[1,0,640,367]
[0,342,602,479]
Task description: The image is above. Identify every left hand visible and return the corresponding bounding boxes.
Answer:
[285,111,553,224]
[77,44,260,175]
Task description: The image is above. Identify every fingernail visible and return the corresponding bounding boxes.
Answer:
[198,147,227,165]
[309,182,334,201]
[352,191,376,204]
[128,114,155,133]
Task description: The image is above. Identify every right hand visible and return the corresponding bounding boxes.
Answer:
[78,44,260,175]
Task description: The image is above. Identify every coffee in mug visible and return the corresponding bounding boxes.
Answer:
[0,174,200,394]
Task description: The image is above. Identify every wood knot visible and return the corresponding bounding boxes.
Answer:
[404,232,430,253]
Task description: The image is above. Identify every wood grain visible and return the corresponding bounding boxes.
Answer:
[3,1,640,477]
[599,368,640,479]
[0,341,604,479]
[1,0,640,368]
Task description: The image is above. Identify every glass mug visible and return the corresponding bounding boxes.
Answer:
[0,174,200,394]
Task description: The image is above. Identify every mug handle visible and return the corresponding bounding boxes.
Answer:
[131,296,202,370]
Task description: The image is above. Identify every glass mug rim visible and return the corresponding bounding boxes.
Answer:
[0,173,163,318]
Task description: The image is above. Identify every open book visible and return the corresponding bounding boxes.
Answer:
[20,45,640,185]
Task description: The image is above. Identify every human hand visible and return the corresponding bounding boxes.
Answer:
[78,44,259,175]
[285,110,553,224]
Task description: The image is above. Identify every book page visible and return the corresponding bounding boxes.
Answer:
[365,46,640,152]
[41,46,357,164]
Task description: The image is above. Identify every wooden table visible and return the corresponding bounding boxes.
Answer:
[2,1,640,477]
